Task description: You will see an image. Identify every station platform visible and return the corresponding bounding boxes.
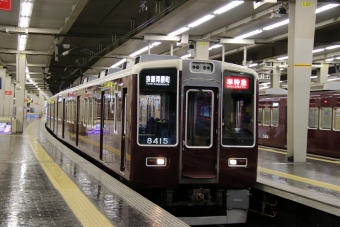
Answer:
[0,118,189,227]
[256,146,340,217]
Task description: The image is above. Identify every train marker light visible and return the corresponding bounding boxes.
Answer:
[146,157,167,167]
[228,158,248,167]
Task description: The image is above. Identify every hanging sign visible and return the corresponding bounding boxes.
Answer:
[0,0,11,11]
[224,76,250,90]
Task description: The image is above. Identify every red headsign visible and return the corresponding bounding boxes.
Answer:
[224,76,250,90]
[0,0,11,11]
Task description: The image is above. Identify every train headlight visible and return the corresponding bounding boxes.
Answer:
[228,158,247,167]
[146,157,167,167]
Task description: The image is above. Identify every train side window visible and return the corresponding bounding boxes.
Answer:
[89,98,94,128]
[320,107,332,130]
[308,108,319,129]
[263,108,271,126]
[333,108,340,131]
[83,98,87,126]
[72,100,75,124]
[66,101,70,123]
[138,68,178,146]
[271,108,279,127]
[114,93,118,133]
[258,108,263,125]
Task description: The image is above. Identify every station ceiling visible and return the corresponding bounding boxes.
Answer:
[0,0,339,95]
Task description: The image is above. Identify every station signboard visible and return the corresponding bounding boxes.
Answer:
[0,0,11,11]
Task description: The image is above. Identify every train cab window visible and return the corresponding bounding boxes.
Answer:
[320,107,332,130]
[271,108,279,127]
[222,71,255,147]
[263,108,271,126]
[258,108,263,125]
[308,108,319,129]
[138,68,178,146]
[333,108,340,131]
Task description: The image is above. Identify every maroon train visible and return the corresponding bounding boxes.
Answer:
[258,86,340,159]
[46,55,259,225]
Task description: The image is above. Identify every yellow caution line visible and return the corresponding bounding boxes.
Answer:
[27,121,114,227]
[258,167,340,192]
[260,147,340,164]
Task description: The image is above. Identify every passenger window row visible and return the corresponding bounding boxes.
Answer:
[309,107,340,131]
[258,107,279,127]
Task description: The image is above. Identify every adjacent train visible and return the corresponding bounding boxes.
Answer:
[258,84,340,159]
[46,54,259,225]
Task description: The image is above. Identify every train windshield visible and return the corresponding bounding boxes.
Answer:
[138,68,178,146]
[222,71,255,147]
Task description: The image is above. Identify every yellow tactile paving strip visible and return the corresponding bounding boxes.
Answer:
[27,120,114,227]
[258,167,340,193]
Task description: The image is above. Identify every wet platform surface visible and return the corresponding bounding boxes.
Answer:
[0,119,189,227]
[257,146,340,217]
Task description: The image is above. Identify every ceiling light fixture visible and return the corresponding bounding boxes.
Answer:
[315,3,339,14]
[214,1,244,14]
[312,48,325,53]
[129,42,161,57]
[277,56,288,60]
[167,1,243,36]
[263,19,289,30]
[325,45,340,50]
[325,58,334,62]
[188,14,215,28]
[111,59,127,68]
[18,34,28,51]
[209,44,222,50]
[181,54,191,59]
[168,27,190,37]
[234,29,263,39]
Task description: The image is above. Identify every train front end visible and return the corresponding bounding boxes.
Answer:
[133,58,258,225]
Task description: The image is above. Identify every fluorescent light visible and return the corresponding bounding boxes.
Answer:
[325,58,334,62]
[277,56,288,60]
[20,2,33,17]
[209,44,222,50]
[129,42,161,57]
[26,74,30,79]
[336,57,340,60]
[19,17,29,28]
[214,1,244,14]
[18,35,28,51]
[168,27,189,36]
[263,19,289,31]
[188,14,215,28]
[248,63,258,67]
[310,76,317,78]
[234,29,262,39]
[312,48,324,53]
[110,59,126,68]
[315,4,339,14]
[181,54,191,59]
[326,45,340,50]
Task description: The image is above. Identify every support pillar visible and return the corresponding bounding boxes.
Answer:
[316,63,329,84]
[15,53,27,133]
[194,41,209,60]
[39,90,45,117]
[287,0,317,162]
[271,62,281,88]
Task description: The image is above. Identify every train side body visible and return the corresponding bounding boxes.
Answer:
[258,91,340,158]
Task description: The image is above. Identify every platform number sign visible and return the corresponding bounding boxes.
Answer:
[302,2,312,7]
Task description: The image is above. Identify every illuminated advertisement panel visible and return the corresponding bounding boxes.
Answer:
[0,122,11,134]
[224,76,250,90]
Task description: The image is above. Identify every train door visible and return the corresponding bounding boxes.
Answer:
[99,91,105,161]
[120,88,127,172]
[76,96,80,146]
[102,90,115,163]
[56,100,59,136]
[62,99,65,139]
[182,87,218,179]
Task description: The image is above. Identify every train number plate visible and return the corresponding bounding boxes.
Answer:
[147,138,169,144]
